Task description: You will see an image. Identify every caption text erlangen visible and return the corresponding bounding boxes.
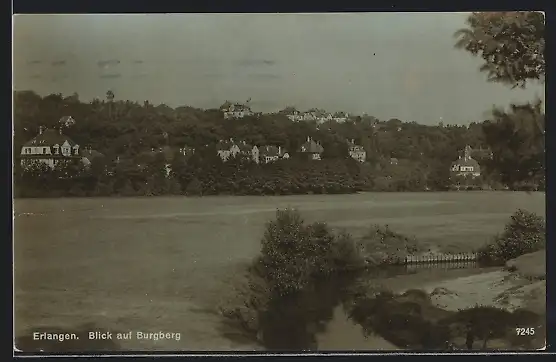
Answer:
[32,331,181,342]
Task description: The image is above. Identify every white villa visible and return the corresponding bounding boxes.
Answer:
[221,101,254,119]
[287,110,349,124]
[259,145,290,164]
[451,145,481,178]
[20,126,81,169]
[347,139,366,163]
[216,139,259,163]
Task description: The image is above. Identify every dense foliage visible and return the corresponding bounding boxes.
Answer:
[478,209,545,265]
[347,290,543,350]
[219,209,365,349]
[455,11,545,188]
[13,89,544,197]
[454,12,545,88]
[357,225,424,265]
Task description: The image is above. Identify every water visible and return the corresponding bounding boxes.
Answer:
[13,192,545,351]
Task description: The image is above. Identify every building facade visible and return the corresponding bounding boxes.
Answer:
[19,127,82,169]
[216,139,259,163]
[299,136,324,160]
[259,145,289,164]
[451,145,481,178]
[221,103,254,119]
[347,139,366,163]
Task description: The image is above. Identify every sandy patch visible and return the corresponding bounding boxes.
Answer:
[506,250,546,279]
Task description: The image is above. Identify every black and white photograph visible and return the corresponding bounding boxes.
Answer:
[13,12,546,353]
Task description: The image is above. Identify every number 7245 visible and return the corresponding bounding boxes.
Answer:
[516,327,535,336]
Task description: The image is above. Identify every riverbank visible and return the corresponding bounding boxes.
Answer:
[378,251,546,350]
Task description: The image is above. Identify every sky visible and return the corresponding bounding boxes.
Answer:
[13,13,545,125]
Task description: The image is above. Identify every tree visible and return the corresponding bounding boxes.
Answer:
[106,90,115,119]
[455,12,545,187]
[454,12,545,89]
[442,305,515,349]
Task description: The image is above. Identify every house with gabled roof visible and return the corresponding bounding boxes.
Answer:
[347,139,366,163]
[220,101,254,119]
[299,136,324,160]
[451,145,481,178]
[259,145,289,164]
[19,126,82,169]
[236,140,260,163]
[333,112,350,123]
[216,138,259,163]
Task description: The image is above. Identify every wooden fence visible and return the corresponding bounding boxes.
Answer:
[405,252,478,265]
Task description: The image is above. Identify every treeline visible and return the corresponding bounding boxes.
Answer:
[13,89,544,197]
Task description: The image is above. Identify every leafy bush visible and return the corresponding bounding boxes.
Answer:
[218,266,270,346]
[478,209,545,265]
[439,305,519,349]
[258,209,365,296]
[219,209,367,348]
[357,225,423,265]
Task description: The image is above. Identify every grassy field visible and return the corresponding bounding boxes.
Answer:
[13,192,545,351]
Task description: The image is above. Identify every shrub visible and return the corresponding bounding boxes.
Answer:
[218,267,270,345]
[478,209,545,265]
[357,225,423,265]
[439,305,519,349]
[328,230,367,273]
[220,209,368,349]
[258,209,364,296]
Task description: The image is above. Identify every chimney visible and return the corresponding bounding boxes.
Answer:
[307,136,310,142]
[39,126,43,135]
[278,145,282,155]
[59,128,63,135]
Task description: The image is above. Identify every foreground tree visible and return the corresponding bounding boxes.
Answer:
[455,12,545,188]
[454,11,545,89]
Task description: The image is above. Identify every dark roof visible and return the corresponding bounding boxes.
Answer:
[451,157,480,168]
[81,149,104,159]
[237,142,253,152]
[23,129,77,147]
[260,145,280,157]
[299,138,324,153]
[225,104,251,112]
[347,140,365,152]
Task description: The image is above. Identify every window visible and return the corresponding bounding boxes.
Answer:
[43,147,48,154]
